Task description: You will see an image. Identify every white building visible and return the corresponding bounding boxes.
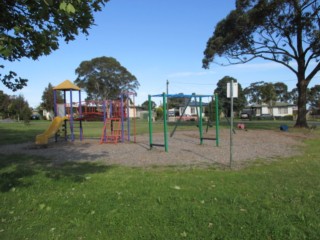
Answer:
[246,102,297,117]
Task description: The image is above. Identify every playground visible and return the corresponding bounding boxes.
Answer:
[35,80,137,145]
[0,127,306,168]
[24,81,306,168]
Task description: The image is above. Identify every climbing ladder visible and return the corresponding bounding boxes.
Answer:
[100,118,121,144]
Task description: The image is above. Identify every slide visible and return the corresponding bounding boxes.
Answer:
[35,116,67,145]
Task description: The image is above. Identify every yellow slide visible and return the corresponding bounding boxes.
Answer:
[35,116,68,145]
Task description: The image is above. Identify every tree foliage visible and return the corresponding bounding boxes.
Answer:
[207,99,219,122]
[260,82,277,105]
[203,0,320,127]
[214,76,246,116]
[155,106,164,120]
[308,85,320,109]
[288,87,299,104]
[244,81,320,111]
[244,81,305,108]
[0,0,109,91]
[243,81,266,104]
[274,82,289,102]
[75,56,139,100]
[8,95,32,122]
[141,100,156,110]
[0,91,31,121]
[41,83,63,111]
[244,81,278,105]
[0,90,11,117]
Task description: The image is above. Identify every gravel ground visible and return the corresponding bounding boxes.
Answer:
[0,129,310,168]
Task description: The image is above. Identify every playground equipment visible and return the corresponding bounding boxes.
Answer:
[35,79,136,145]
[100,118,121,144]
[71,99,128,121]
[78,93,136,143]
[35,80,82,145]
[148,93,219,152]
[35,116,68,144]
[53,79,83,142]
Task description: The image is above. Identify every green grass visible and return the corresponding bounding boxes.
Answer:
[0,136,319,239]
[0,118,305,144]
[0,120,319,239]
[0,121,50,145]
[0,119,209,144]
[221,119,296,130]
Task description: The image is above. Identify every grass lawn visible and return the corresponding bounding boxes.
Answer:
[0,118,301,144]
[0,120,319,239]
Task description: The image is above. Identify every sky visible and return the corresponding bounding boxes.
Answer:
[1,0,319,107]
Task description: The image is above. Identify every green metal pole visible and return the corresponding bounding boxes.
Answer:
[148,95,153,149]
[215,93,219,147]
[162,93,168,152]
[199,97,203,145]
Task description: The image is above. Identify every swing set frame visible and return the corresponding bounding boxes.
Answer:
[148,93,219,152]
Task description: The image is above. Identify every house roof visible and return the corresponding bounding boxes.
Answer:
[53,80,81,91]
[247,102,296,108]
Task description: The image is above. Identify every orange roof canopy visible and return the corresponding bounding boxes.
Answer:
[53,80,81,91]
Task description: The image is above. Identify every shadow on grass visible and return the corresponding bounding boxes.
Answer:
[0,154,112,192]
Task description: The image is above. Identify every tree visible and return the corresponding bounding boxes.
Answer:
[75,56,140,100]
[260,82,277,105]
[203,0,320,128]
[21,104,32,124]
[214,76,246,117]
[245,81,291,115]
[0,90,10,118]
[141,100,156,110]
[0,92,31,121]
[308,85,320,109]
[207,98,219,122]
[243,81,265,104]
[41,83,63,111]
[244,81,289,104]
[0,0,109,91]
[155,106,164,120]
[260,82,278,115]
[288,87,299,104]
[7,94,31,121]
[274,82,289,102]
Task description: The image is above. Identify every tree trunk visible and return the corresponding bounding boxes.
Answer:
[295,78,308,128]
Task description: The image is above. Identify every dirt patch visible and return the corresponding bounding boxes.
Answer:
[0,129,311,169]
